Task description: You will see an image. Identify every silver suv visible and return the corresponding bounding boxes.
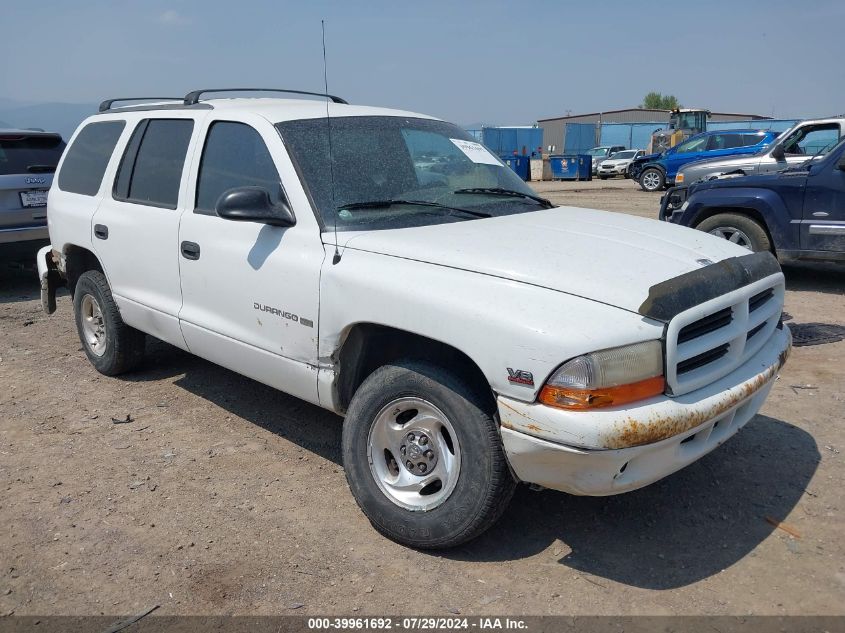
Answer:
[0,129,65,249]
[675,118,844,185]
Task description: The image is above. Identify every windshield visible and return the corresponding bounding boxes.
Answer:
[587,148,608,157]
[276,116,547,231]
[0,133,65,175]
[610,150,637,159]
[673,135,709,153]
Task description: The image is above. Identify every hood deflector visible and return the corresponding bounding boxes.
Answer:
[638,251,782,322]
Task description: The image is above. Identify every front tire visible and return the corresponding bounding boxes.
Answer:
[695,213,772,253]
[342,360,516,549]
[639,167,665,192]
[73,270,145,375]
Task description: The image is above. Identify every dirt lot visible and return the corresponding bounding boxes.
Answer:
[1,179,843,617]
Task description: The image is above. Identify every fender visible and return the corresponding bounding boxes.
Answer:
[684,186,797,252]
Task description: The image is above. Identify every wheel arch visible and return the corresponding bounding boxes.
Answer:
[333,323,495,416]
[62,244,105,297]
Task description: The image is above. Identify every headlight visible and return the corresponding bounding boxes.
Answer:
[676,173,685,183]
[538,341,665,410]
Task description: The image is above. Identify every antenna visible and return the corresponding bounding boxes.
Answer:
[322,19,341,265]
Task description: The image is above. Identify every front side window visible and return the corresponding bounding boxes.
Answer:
[783,124,841,156]
[277,116,547,231]
[113,119,194,209]
[58,121,125,196]
[195,121,282,215]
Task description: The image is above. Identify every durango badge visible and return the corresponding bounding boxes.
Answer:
[507,368,534,387]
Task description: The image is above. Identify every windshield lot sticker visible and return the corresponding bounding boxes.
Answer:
[450,139,502,165]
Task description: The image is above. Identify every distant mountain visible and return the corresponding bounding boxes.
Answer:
[0,101,97,139]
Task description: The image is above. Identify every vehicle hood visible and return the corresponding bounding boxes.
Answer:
[337,207,749,318]
[634,152,662,163]
[602,158,632,166]
[690,169,806,193]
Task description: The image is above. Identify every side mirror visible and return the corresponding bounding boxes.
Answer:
[771,144,786,161]
[215,186,295,227]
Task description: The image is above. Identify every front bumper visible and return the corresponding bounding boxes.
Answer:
[499,325,791,496]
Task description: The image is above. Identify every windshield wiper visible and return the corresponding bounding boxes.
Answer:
[337,199,491,218]
[453,187,554,209]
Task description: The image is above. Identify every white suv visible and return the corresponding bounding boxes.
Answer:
[37,89,792,548]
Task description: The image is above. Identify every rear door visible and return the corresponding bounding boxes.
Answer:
[802,144,845,252]
[0,132,64,240]
[91,114,203,349]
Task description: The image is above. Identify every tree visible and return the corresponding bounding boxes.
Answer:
[642,92,682,110]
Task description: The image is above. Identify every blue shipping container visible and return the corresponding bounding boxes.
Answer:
[482,127,543,156]
[500,155,530,181]
[550,155,592,181]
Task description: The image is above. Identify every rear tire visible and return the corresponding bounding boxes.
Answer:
[342,360,516,549]
[73,270,145,375]
[695,212,772,253]
[639,167,665,192]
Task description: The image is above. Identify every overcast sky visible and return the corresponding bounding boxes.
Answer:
[1,0,843,125]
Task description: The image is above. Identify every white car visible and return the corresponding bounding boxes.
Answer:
[598,149,645,179]
[37,89,791,549]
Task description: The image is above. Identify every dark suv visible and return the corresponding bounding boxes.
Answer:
[659,137,845,262]
[0,129,65,253]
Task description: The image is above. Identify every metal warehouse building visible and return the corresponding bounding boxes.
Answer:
[538,107,772,154]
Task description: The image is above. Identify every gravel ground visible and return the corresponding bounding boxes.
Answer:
[1,179,843,616]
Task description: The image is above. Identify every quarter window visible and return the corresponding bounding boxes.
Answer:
[195,121,282,215]
[58,121,125,196]
[113,119,194,209]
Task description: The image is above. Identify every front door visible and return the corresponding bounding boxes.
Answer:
[802,146,845,252]
[177,115,325,405]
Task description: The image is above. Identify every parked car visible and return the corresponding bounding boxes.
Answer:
[0,128,65,253]
[660,136,845,261]
[674,118,844,186]
[597,149,645,179]
[587,145,626,175]
[629,130,777,192]
[38,89,791,549]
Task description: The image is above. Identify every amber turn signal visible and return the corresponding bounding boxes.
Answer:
[538,375,666,410]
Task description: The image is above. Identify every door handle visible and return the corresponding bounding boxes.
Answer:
[94,224,108,240]
[180,241,200,260]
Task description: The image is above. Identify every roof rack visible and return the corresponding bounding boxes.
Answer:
[99,97,183,112]
[183,88,348,106]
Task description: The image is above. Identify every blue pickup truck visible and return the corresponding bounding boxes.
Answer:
[659,136,845,262]
[630,129,777,192]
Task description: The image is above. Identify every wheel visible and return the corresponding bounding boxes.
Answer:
[598,175,607,180]
[73,270,145,375]
[639,167,665,192]
[695,213,772,253]
[342,360,517,549]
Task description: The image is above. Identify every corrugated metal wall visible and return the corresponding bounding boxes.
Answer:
[707,119,798,133]
[481,127,543,156]
[600,122,665,150]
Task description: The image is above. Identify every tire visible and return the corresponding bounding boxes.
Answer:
[695,213,772,253]
[598,175,607,180]
[342,360,516,549]
[73,270,145,375]
[639,167,665,192]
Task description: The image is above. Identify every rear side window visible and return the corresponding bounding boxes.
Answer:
[113,119,194,209]
[195,121,281,215]
[0,134,65,176]
[58,121,125,195]
[743,134,765,146]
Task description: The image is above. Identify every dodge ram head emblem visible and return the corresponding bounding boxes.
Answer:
[507,368,534,386]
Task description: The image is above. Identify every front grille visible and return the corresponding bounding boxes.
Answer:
[665,277,784,395]
[678,307,733,343]
[677,343,730,374]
